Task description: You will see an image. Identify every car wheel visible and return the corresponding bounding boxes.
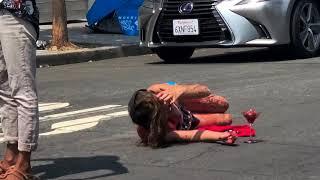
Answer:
[291,0,320,57]
[153,47,195,63]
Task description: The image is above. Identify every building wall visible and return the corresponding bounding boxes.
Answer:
[37,0,89,23]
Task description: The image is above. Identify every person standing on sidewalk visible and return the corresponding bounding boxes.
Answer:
[0,0,40,179]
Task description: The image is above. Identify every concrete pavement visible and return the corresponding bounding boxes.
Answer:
[37,22,151,66]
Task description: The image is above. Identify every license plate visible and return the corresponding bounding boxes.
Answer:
[173,19,199,36]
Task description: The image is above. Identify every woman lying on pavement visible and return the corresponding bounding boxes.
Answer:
[128,82,237,148]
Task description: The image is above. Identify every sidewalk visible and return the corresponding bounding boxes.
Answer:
[36,22,152,67]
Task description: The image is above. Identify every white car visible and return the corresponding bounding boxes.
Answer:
[139,0,320,62]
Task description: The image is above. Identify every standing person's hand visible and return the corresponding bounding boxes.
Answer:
[156,86,185,104]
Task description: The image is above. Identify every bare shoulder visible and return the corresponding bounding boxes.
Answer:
[147,83,171,93]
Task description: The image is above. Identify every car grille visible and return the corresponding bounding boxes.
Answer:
[156,0,231,43]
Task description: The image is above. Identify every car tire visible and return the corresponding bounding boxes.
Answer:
[291,0,320,57]
[153,47,195,63]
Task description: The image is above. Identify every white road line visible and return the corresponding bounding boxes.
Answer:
[0,102,71,127]
[51,111,128,129]
[51,115,105,130]
[39,105,122,122]
[39,102,70,112]
[0,110,129,141]
[0,103,129,141]
[40,110,128,136]
[40,120,100,136]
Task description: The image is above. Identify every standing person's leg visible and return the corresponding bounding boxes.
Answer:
[0,10,39,176]
[0,31,20,174]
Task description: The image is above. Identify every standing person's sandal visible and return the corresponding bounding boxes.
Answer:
[0,166,39,180]
[0,161,10,174]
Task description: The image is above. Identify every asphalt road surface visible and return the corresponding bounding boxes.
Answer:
[2,48,320,180]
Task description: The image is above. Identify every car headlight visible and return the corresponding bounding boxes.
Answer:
[236,0,270,5]
[142,0,160,9]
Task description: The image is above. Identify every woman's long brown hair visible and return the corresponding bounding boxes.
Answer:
[128,89,168,148]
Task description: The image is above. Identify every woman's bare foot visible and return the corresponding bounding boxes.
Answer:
[14,152,32,174]
[0,161,10,174]
[0,144,19,173]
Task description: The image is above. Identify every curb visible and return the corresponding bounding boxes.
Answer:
[36,44,152,67]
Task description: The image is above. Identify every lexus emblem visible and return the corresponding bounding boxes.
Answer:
[179,2,194,14]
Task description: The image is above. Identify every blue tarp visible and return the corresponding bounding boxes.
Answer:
[86,0,144,36]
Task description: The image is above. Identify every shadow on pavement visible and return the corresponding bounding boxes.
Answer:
[149,48,304,65]
[32,155,128,179]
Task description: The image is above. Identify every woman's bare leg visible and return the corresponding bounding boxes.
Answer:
[193,113,232,128]
[180,94,229,113]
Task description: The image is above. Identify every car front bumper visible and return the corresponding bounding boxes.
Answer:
[139,0,294,48]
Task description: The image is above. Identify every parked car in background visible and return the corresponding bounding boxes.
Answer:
[139,0,320,62]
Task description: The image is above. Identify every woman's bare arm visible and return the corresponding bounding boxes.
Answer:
[149,83,211,104]
[165,130,236,143]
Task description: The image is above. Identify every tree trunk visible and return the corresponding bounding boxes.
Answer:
[52,0,69,49]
